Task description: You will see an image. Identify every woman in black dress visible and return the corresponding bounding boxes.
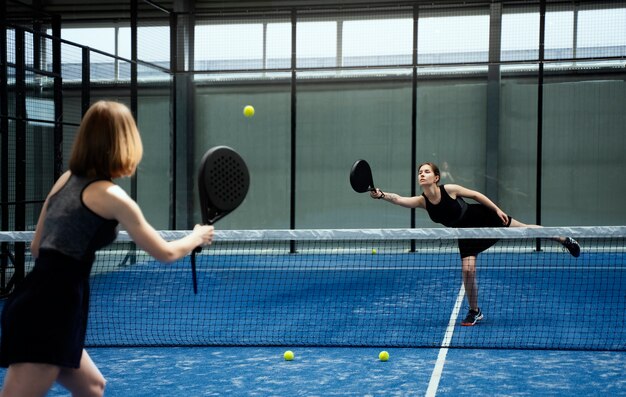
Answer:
[370,162,580,326]
[0,101,214,396]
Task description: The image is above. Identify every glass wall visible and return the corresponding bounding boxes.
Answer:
[188,2,625,229]
[194,80,292,230]
[3,1,625,233]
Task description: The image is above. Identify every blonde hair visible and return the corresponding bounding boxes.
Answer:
[69,101,143,179]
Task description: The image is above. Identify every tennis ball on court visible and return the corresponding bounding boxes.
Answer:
[243,105,255,117]
[372,248,377,254]
[379,351,389,361]
[284,350,294,361]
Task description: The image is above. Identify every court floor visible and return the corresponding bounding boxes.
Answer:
[1,246,624,395]
[82,249,626,350]
[2,346,622,396]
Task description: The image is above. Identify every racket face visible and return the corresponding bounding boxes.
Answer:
[349,159,375,193]
[198,146,250,224]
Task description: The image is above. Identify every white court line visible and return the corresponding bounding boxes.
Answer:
[425,284,466,397]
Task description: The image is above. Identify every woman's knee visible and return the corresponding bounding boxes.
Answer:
[57,362,106,397]
[461,257,476,273]
[90,375,107,397]
[79,372,106,397]
[58,374,106,397]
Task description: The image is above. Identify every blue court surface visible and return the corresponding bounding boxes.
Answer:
[1,246,625,395]
[82,249,626,350]
[2,346,623,396]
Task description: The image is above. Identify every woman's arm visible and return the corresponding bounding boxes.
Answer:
[86,182,214,263]
[370,188,425,209]
[445,184,508,224]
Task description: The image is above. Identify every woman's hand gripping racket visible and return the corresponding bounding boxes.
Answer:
[349,159,376,193]
[191,146,250,294]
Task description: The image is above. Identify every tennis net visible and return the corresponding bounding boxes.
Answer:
[1,226,624,351]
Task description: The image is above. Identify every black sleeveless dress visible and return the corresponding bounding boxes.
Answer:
[423,185,511,258]
[0,175,118,368]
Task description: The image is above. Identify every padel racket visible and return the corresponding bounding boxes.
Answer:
[191,146,250,293]
[349,159,376,193]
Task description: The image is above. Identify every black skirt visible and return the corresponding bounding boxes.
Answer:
[454,204,512,258]
[0,250,92,369]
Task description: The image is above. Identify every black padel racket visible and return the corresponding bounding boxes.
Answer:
[349,159,375,193]
[191,146,250,293]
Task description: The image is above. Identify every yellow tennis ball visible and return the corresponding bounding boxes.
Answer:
[372,248,377,254]
[243,105,255,118]
[379,351,389,361]
[284,350,294,361]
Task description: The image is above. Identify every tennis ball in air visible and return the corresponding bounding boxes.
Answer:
[243,105,255,118]
[284,350,294,361]
[379,351,389,361]
[372,248,377,254]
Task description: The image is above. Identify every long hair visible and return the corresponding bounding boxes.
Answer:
[69,101,143,179]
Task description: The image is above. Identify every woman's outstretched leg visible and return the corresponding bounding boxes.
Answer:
[508,219,580,257]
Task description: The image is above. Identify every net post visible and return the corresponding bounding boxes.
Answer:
[0,244,12,297]
[13,242,25,291]
[290,240,297,254]
[535,0,546,253]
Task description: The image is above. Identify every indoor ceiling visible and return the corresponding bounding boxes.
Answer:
[5,0,557,22]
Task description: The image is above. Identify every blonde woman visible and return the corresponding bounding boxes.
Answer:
[0,101,214,396]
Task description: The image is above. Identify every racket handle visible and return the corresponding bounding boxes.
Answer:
[191,241,205,294]
[191,249,199,294]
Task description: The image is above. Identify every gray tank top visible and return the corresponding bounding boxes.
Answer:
[39,175,119,262]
